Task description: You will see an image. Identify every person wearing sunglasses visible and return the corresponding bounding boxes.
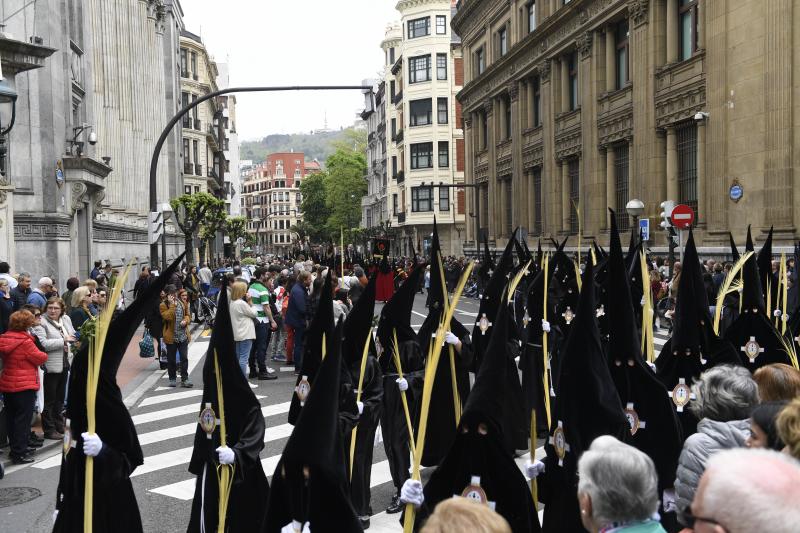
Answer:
[689,448,800,532]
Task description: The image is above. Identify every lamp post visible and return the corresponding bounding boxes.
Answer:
[148,85,373,267]
[0,78,18,178]
[625,198,645,225]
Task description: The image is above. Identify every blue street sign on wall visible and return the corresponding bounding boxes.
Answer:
[639,218,650,241]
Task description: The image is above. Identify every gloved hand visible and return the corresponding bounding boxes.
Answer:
[444,332,460,345]
[646,361,657,371]
[396,377,409,392]
[356,401,364,415]
[525,460,546,479]
[400,479,424,508]
[541,320,551,333]
[81,432,102,457]
[774,309,782,318]
[662,488,677,513]
[52,510,59,525]
[216,446,235,465]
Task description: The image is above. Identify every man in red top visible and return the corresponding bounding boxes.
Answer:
[0,310,48,463]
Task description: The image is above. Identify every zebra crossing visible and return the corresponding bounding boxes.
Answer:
[26,319,670,532]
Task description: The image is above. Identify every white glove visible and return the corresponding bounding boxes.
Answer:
[52,510,59,525]
[396,377,409,392]
[400,478,424,508]
[662,488,677,513]
[646,361,657,371]
[280,520,310,533]
[356,401,364,415]
[526,460,546,479]
[541,320,551,333]
[216,446,235,465]
[774,309,782,317]
[81,432,102,457]
[444,331,459,345]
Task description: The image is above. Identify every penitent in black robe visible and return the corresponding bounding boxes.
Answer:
[344,355,383,516]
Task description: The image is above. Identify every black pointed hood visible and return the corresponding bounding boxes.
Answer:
[746,225,754,252]
[289,270,334,425]
[462,294,511,433]
[606,211,642,367]
[428,217,446,312]
[342,274,376,367]
[65,254,184,469]
[670,230,709,351]
[758,226,774,287]
[742,243,766,314]
[477,235,496,287]
[729,232,740,261]
[377,262,425,347]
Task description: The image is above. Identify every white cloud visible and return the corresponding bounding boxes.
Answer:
[182,0,399,140]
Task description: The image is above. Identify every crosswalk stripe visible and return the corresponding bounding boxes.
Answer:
[131,395,268,425]
[154,382,258,392]
[139,389,204,407]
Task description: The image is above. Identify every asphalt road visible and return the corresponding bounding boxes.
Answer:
[0,291,669,532]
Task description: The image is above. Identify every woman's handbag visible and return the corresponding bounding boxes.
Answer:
[139,328,156,358]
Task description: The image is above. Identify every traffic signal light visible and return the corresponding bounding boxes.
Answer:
[659,200,675,230]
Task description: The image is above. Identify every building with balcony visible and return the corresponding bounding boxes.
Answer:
[453,0,800,252]
[383,1,468,257]
[241,153,321,256]
[361,80,388,231]
[179,30,224,197]
[216,62,240,215]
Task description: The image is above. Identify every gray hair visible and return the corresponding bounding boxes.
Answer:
[700,449,800,533]
[577,436,659,527]
[690,364,759,421]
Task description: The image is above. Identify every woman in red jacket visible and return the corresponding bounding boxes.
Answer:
[0,310,48,463]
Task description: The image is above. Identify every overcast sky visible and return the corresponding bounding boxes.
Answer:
[182,0,400,141]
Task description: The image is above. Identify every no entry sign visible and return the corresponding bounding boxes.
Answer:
[670,204,695,229]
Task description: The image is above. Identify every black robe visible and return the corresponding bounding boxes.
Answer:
[344,356,384,516]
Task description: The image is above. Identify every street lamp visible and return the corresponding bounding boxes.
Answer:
[0,78,18,178]
[625,198,645,223]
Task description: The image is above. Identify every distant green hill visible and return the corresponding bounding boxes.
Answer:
[240,129,351,164]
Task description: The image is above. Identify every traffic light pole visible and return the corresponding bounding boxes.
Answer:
[148,85,373,269]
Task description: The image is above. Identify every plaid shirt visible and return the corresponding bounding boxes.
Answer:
[174,301,188,343]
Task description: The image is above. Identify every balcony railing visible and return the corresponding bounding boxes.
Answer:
[183,162,193,175]
[207,167,219,181]
[206,124,219,149]
[397,212,406,223]
[394,129,404,144]
[193,118,201,131]
[182,116,191,128]
[396,170,404,183]
[368,132,376,143]
[195,164,202,176]
[392,90,403,105]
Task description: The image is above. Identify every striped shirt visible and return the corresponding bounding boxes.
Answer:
[248,282,270,323]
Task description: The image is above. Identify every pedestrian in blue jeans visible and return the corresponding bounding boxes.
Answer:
[229,281,257,376]
[284,270,312,373]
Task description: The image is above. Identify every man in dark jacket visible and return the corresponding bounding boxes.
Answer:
[284,271,312,373]
[10,274,31,311]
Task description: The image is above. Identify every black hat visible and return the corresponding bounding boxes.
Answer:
[342,274,376,367]
[605,210,683,490]
[540,253,628,532]
[746,224,755,252]
[288,270,334,426]
[757,225,774,304]
[477,234,496,287]
[265,320,362,531]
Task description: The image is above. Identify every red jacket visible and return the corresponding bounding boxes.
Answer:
[0,331,47,392]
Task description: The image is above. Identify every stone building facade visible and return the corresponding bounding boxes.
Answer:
[3,0,185,287]
[453,0,800,252]
[383,0,467,257]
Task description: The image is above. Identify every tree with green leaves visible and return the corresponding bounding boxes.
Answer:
[323,134,367,242]
[299,171,331,242]
[225,216,249,248]
[198,200,227,263]
[169,192,225,265]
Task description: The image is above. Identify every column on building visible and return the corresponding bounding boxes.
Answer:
[509,81,525,233]
[605,24,616,92]
[560,56,570,113]
[666,0,678,63]
[561,160,570,232]
[605,147,616,229]
[485,100,497,241]
[464,114,475,244]
[665,126,678,202]
[697,119,706,225]
[539,59,554,235]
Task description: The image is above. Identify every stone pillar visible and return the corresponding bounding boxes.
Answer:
[485,100,497,241]
[0,176,16,271]
[605,148,615,228]
[560,57,569,113]
[666,0,678,63]
[526,78,535,127]
[509,82,523,232]
[561,161,570,232]
[697,120,706,226]
[605,25,616,92]
[464,116,474,244]
[666,127,678,202]
[527,170,535,235]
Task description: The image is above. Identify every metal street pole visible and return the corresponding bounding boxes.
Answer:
[148,85,372,267]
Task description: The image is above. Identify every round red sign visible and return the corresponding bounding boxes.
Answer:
[670,204,695,229]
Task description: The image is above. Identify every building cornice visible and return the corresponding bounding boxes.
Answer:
[0,35,56,75]
[396,0,451,13]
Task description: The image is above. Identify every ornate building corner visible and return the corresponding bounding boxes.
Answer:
[508,81,519,101]
[538,60,551,82]
[628,0,649,27]
[70,182,89,213]
[483,98,494,116]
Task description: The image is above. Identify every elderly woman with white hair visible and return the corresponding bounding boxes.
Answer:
[577,435,667,533]
[673,364,759,526]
